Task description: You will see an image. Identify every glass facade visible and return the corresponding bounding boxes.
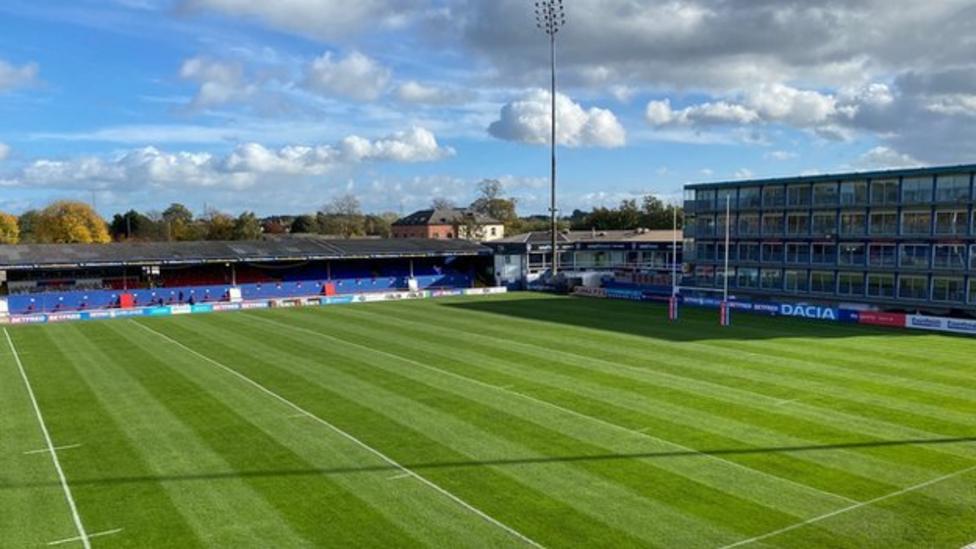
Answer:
[685,166,976,308]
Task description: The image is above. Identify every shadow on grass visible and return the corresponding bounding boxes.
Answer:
[441,295,924,342]
[5,435,974,489]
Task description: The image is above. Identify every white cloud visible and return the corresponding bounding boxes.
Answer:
[0,143,9,161]
[733,168,755,179]
[3,127,452,191]
[488,89,626,148]
[304,51,390,101]
[179,56,256,108]
[396,81,472,105]
[765,150,797,161]
[0,58,39,91]
[851,146,924,170]
[645,98,759,126]
[183,0,425,41]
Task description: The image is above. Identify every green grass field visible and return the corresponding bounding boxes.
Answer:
[2,292,976,548]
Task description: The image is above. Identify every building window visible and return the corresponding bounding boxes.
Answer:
[935,210,968,235]
[868,244,897,268]
[838,272,865,296]
[900,244,930,268]
[696,189,716,210]
[932,277,965,302]
[739,187,761,208]
[871,179,899,205]
[787,213,810,235]
[901,211,932,235]
[785,270,808,292]
[840,212,867,235]
[763,186,786,208]
[717,214,730,236]
[490,227,497,236]
[785,243,810,264]
[717,188,735,208]
[698,216,716,237]
[738,214,760,235]
[760,269,782,290]
[811,243,836,265]
[762,243,784,262]
[738,242,760,262]
[970,278,976,304]
[902,176,933,204]
[935,174,970,203]
[736,268,759,288]
[811,271,836,293]
[898,275,929,300]
[762,214,784,235]
[867,274,895,298]
[695,266,716,286]
[840,181,868,205]
[812,212,838,235]
[838,243,866,266]
[934,244,967,270]
[972,245,976,270]
[787,185,811,207]
[813,183,839,206]
[870,211,898,235]
[696,242,715,261]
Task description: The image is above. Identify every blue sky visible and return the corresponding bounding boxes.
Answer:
[1,0,974,217]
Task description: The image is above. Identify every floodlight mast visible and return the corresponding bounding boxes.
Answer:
[535,0,565,276]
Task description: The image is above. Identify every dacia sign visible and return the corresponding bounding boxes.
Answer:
[779,303,837,320]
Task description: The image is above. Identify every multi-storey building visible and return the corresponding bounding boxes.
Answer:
[683,165,976,314]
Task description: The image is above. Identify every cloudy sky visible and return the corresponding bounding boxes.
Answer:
[1,0,975,217]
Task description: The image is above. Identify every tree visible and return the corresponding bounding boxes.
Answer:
[320,194,365,238]
[34,201,111,244]
[162,203,200,241]
[0,212,19,244]
[17,210,40,243]
[109,209,156,241]
[430,197,455,210]
[290,215,319,234]
[203,210,235,241]
[363,214,393,238]
[233,211,263,240]
[470,179,519,230]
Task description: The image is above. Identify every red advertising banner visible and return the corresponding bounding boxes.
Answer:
[858,311,906,328]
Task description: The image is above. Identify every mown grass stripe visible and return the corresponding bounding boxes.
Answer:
[241,312,857,516]
[315,306,945,491]
[131,319,545,549]
[190,312,744,547]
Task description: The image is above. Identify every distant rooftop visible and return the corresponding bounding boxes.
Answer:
[393,207,500,226]
[494,228,680,244]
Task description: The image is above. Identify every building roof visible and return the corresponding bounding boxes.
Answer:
[392,207,500,226]
[0,236,490,270]
[493,229,680,245]
[685,163,976,190]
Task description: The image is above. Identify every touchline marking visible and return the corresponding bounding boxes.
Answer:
[244,313,858,506]
[48,528,123,546]
[24,444,82,455]
[130,320,543,549]
[719,464,976,548]
[4,328,91,549]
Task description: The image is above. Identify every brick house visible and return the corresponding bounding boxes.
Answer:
[391,208,505,241]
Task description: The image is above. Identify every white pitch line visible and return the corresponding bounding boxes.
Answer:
[48,528,123,546]
[288,413,311,419]
[4,328,91,549]
[244,313,859,506]
[719,464,976,548]
[130,320,543,549]
[387,473,412,480]
[24,444,82,455]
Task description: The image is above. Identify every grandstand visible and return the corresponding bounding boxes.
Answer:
[0,236,489,315]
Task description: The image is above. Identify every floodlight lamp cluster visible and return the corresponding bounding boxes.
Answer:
[535,0,566,36]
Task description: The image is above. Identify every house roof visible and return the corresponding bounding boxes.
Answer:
[392,208,500,226]
[493,229,680,245]
[0,235,490,270]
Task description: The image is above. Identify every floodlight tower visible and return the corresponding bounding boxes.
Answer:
[535,0,566,276]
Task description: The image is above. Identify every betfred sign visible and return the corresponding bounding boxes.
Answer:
[858,311,906,328]
[779,303,837,320]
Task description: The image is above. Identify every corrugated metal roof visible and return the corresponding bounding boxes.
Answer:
[0,236,489,270]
